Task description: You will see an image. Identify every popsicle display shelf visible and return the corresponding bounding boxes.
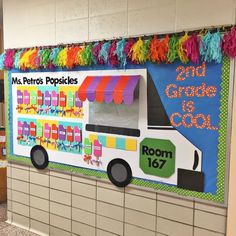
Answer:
[17,120,83,153]
[16,88,83,117]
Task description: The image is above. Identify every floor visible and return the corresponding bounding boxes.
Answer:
[0,203,39,236]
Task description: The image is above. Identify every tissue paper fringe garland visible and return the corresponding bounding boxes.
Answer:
[1,27,236,70]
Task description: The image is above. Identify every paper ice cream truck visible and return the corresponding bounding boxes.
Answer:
[14,69,204,192]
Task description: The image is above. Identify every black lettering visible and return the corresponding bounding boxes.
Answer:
[155,149,162,157]
[142,145,149,155]
[12,77,22,84]
[161,151,172,159]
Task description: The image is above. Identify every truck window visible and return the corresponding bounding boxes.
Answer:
[87,85,140,137]
[147,74,172,128]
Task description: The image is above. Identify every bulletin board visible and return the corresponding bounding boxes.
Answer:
[5,56,231,203]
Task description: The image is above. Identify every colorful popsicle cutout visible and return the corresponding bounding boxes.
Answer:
[75,91,82,107]
[52,91,58,107]
[66,126,73,143]
[94,139,102,158]
[84,138,92,155]
[59,91,66,107]
[30,122,36,136]
[23,90,30,105]
[74,126,81,143]
[18,121,23,135]
[23,122,30,136]
[30,91,37,105]
[17,90,23,104]
[67,91,74,107]
[36,122,43,137]
[44,91,51,106]
[59,125,66,141]
[37,90,43,106]
[51,124,58,140]
[44,123,51,139]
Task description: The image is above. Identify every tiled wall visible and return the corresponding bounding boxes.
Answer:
[3,0,236,235]
[7,162,227,236]
[3,0,236,48]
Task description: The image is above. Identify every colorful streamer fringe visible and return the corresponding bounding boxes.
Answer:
[0,26,235,70]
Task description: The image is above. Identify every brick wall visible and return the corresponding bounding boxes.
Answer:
[3,0,236,235]
[7,162,227,236]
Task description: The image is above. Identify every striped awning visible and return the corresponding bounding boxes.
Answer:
[78,75,140,105]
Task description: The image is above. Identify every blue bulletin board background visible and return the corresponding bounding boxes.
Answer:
[6,57,230,203]
[148,61,222,194]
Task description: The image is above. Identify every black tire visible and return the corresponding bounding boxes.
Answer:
[107,159,132,187]
[30,145,49,170]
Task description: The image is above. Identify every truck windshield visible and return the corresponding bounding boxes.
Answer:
[147,74,172,128]
[87,85,140,137]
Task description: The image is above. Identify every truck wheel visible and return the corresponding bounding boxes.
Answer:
[107,159,132,187]
[30,145,49,170]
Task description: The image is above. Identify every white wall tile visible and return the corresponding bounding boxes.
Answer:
[72,194,96,212]
[7,177,11,190]
[128,0,166,10]
[11,179,29,193]
[97,187,124,206]
[125,193,156,214]
[89,0,127,17]
[125,208,156,230]
[124,223,155,236]
[194,227,225,236]
[50,214,71,232]
[21,0,55,26]
[30,208,49,224]
[157,217,193,236]
[194,210,226,233]
[72,221,96,236]
[12,190,29,205]
[72,208,96,226]
[12,202,29,217]
[97,215,123,235]
[50,226,71,236]
[12,213,30,229]
[30,183,49,200]
[11,168,29,182]
[24,24,56,47]
[195,202,227,216]
[72,174,96,185]
[56,18,88,43]
[176,0,235,31]
[158,194,193,208]
[30,171,49,187]
[30,196,49,212]
[50,176,72,192]
[72,181,96,198]
[50,170,71,180]
[50,201,71,219]
[89,12,127,40]
[7,211,12,223]
[157,201,193,225]
[56,0,88,22]
[30,219,50,236]
[97,201,124,221]
[128,0,176,35]
[50,189,71,206]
